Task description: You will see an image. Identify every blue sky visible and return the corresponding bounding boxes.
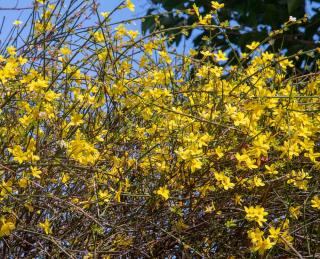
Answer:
[0,0,196,58]
[0,0,150,44]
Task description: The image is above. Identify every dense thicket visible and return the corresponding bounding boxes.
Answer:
[0,0,319,257]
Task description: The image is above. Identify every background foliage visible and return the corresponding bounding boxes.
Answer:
[143,0,320,68]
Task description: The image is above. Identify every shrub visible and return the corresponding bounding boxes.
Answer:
[0,0,319,257]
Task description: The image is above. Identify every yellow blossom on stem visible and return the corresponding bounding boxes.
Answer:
[155,186,170,200]
[246,41,260,50]
[214,171,235,190]
[247,228,275,254]
[234,194,242,205]
[39,219,52,235]
[7,46,16,56]
[126,0,135,12]
[67,130,100,165]
[211,1,224,10]
[60,46,72,55]
[0,218,15,237]
[311,195,320,210]
[289,206,301,220]
[13,20,23,26]
[30,166,42,179]
[214,50,228,62]
[244,205,268,226]
[268,226,281,240]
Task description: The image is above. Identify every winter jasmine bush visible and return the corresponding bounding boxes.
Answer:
[0,0,319,257]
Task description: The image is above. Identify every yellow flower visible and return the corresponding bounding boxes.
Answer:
[246,41,260,50]
[214,172,235,190]
[311,195,320,210]
[159,51,172,63]
[234,194,242,205]
[34,20,53,32]
[13,20,23,26]
[200,50,213,57]
[0,180,13,197]
[244,205,268,226]
[60,46,72,55]
[30,166,42,179]
[67,130,99,165]
[144,42,155,55]
[247,227,264,243]
[44,90,61,102]
[214,50,228,62]
[8,145,28,164]
[98,190,111,203]
[215,146,224,158]
[190,158,202,172]
[252,176,265,187]
[7,46,16,56]
[192,3,200,17]
[94,31,104,42]
[70,114,84,126]
[287,169,311,190]
[39,219,52,235]
[155,186,170,200]
[61,173,70,184]
[27,79,48,92]
[235,152,258,169]
[24,203,34,212]
[101,12,110,18]
[126,0,135,12]
[268,226,281,240]
[18,178,29,188]
[289,206,301,220]
[211,1,224,10]
[225,219,236,228]
[248,228,274,254]
[205,202,216,213]
[255,237,274,254]
[199,14,212,25]
[265,164,278,175]
[0,218,15,237]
